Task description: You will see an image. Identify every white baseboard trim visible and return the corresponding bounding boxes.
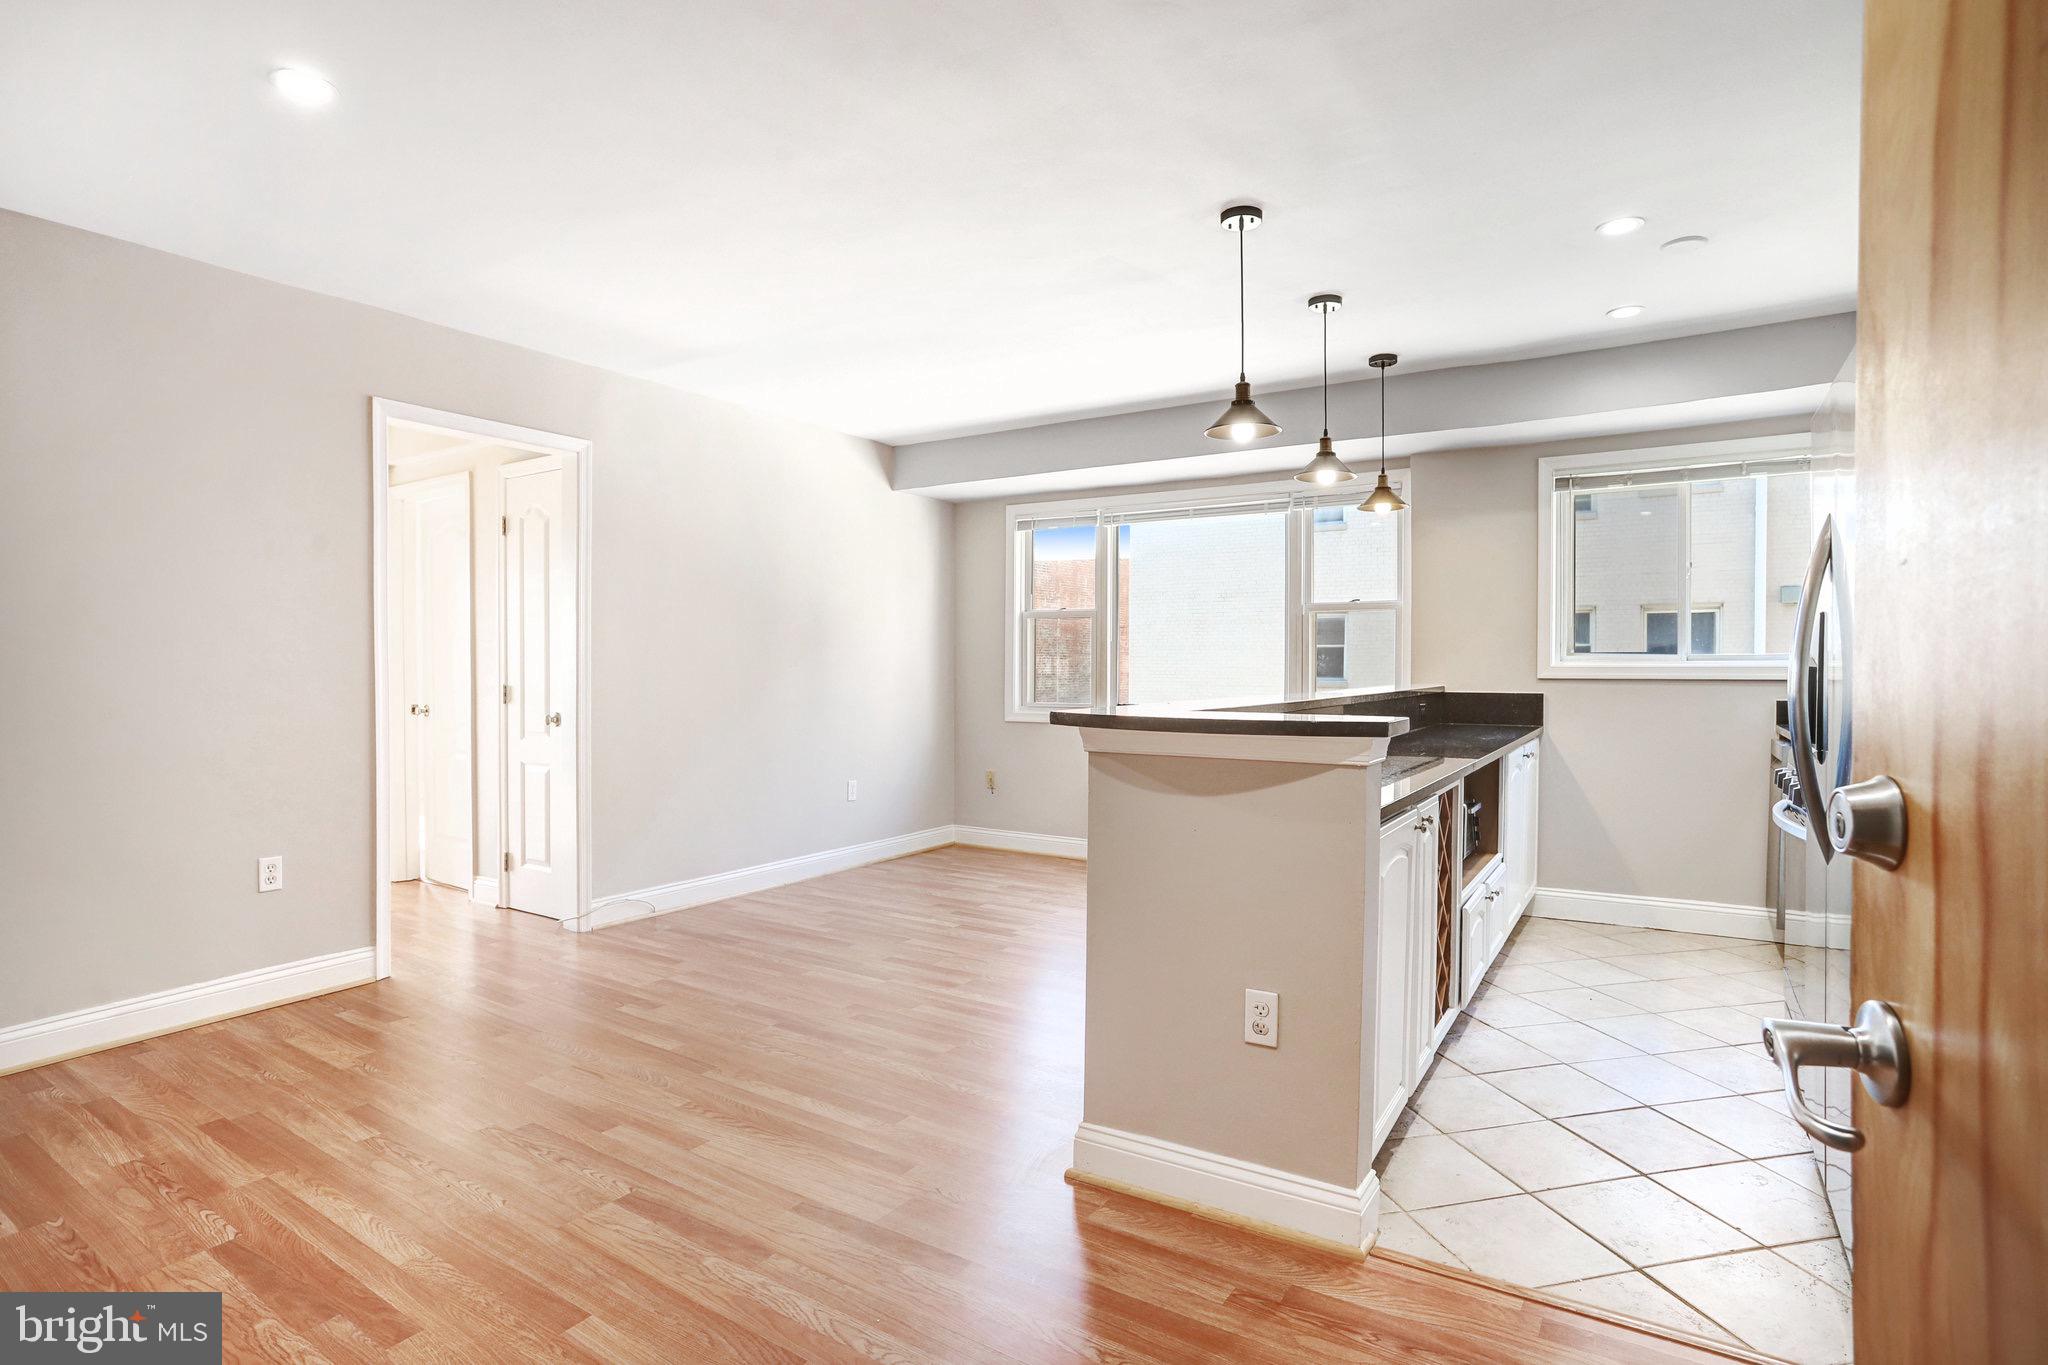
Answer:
[1531,886,1777,941]
[952,825,1088,860]
[0,947,377,1077]
[1071,1122,1381,1251]
[581,825,959,932]
[470,876,498,905]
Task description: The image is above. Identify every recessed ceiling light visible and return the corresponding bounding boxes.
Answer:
[1595,216,1645,237]
[1662,234,1710,253]
[269,67,337,107]
[1606,304,1646,320]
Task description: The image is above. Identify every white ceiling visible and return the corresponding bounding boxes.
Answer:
[0,1,1861,445]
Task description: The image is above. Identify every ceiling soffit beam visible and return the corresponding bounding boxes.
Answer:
[891,313,1855,499]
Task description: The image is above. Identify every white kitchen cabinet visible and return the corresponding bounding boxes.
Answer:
[1461,859,1503,1002]
[1371,812,1430,1154]
[1500,741,1540,936]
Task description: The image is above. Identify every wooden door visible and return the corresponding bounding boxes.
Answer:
[1853,0,2046,1357]
[501,455,578,921]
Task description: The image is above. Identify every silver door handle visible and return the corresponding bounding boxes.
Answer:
[546,711,562,728]
[1827,775,1907,869]
[1760,1000,1910,1152]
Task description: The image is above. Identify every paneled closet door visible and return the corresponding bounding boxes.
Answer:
[500,456,578,921]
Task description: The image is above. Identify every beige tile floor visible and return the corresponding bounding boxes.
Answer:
[1377,916,1853,1365]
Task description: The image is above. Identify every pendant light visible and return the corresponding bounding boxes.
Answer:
[1357,352,1409,514]
[1294,293,1356,485]
[1205,205,1281,443]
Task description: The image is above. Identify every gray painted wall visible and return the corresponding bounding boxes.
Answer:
[0,209,955,1028]
[952,418,1816,908]
[1411,424,1801,908]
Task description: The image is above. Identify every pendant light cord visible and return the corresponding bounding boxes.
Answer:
[1237,225,1247,379]
[1378,364,1388,476]
[1321,307,1330,433]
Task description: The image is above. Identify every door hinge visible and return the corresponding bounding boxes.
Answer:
[504,852,513,872]
[502,684,512,704]
[500,515,507,535]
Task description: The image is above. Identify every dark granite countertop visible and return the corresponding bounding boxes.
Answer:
[1051,687,1542,816]
[1047,685,1443,738]
[1379,723,1543,820]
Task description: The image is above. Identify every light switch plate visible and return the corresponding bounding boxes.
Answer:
[1244,988,1278,1047]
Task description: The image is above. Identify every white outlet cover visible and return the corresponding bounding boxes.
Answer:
[257,856,284,892]
[1244,988,1279,1047]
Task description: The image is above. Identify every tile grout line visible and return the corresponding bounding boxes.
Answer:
[1400,918,1852,1359]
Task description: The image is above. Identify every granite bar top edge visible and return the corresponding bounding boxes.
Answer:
[1048,708,1416,738]
[1379,724,1544,821]
[1048,685,1449,738]
[1050,685,1542,741]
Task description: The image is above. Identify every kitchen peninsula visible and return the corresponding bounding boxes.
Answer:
[1051,686,1542,1251]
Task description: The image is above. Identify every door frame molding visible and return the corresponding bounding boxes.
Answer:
[371,398,594,979]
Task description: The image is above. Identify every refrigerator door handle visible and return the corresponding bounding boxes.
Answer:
[1788,515,1842,862]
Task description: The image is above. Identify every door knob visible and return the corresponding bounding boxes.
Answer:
[1760,1000,1911,1152]
[1413,814,1434,832]
[410,703,430,718]
[546,711,562,728]
[1827,776,1906,869]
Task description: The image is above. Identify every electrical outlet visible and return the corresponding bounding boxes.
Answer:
[1244,988,1278,1047]
[846,779,858,802]
[257,856,284,893]
[985,768,997,795]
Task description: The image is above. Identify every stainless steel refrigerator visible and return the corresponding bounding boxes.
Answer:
[1778,349,1858,1251]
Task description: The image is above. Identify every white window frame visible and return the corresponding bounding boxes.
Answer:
[1005,474,1411,721]
[1536,435,1808,681]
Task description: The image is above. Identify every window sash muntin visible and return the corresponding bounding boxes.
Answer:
[1009,481,1407,715]
[1559,468,1794,666]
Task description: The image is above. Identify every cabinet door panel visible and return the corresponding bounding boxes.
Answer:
[1461,880,1490,1000]
[1373,819,1422,1153]
[1504,743,1540,924]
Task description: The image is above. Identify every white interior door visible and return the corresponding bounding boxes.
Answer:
[391,476,473,889]
[417,484,472,888]
[500,455,578,920]
[388,498,422,882]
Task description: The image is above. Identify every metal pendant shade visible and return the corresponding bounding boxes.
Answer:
[1206,205,1281,443]
[1357,352,1408,514]
[1297,435,1354,485]
[1359,470,1405,513]
[1295,293,1356,484]
[1206,380,1281,443]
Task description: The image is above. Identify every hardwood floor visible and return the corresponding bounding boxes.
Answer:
[0,847,1738,1362]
